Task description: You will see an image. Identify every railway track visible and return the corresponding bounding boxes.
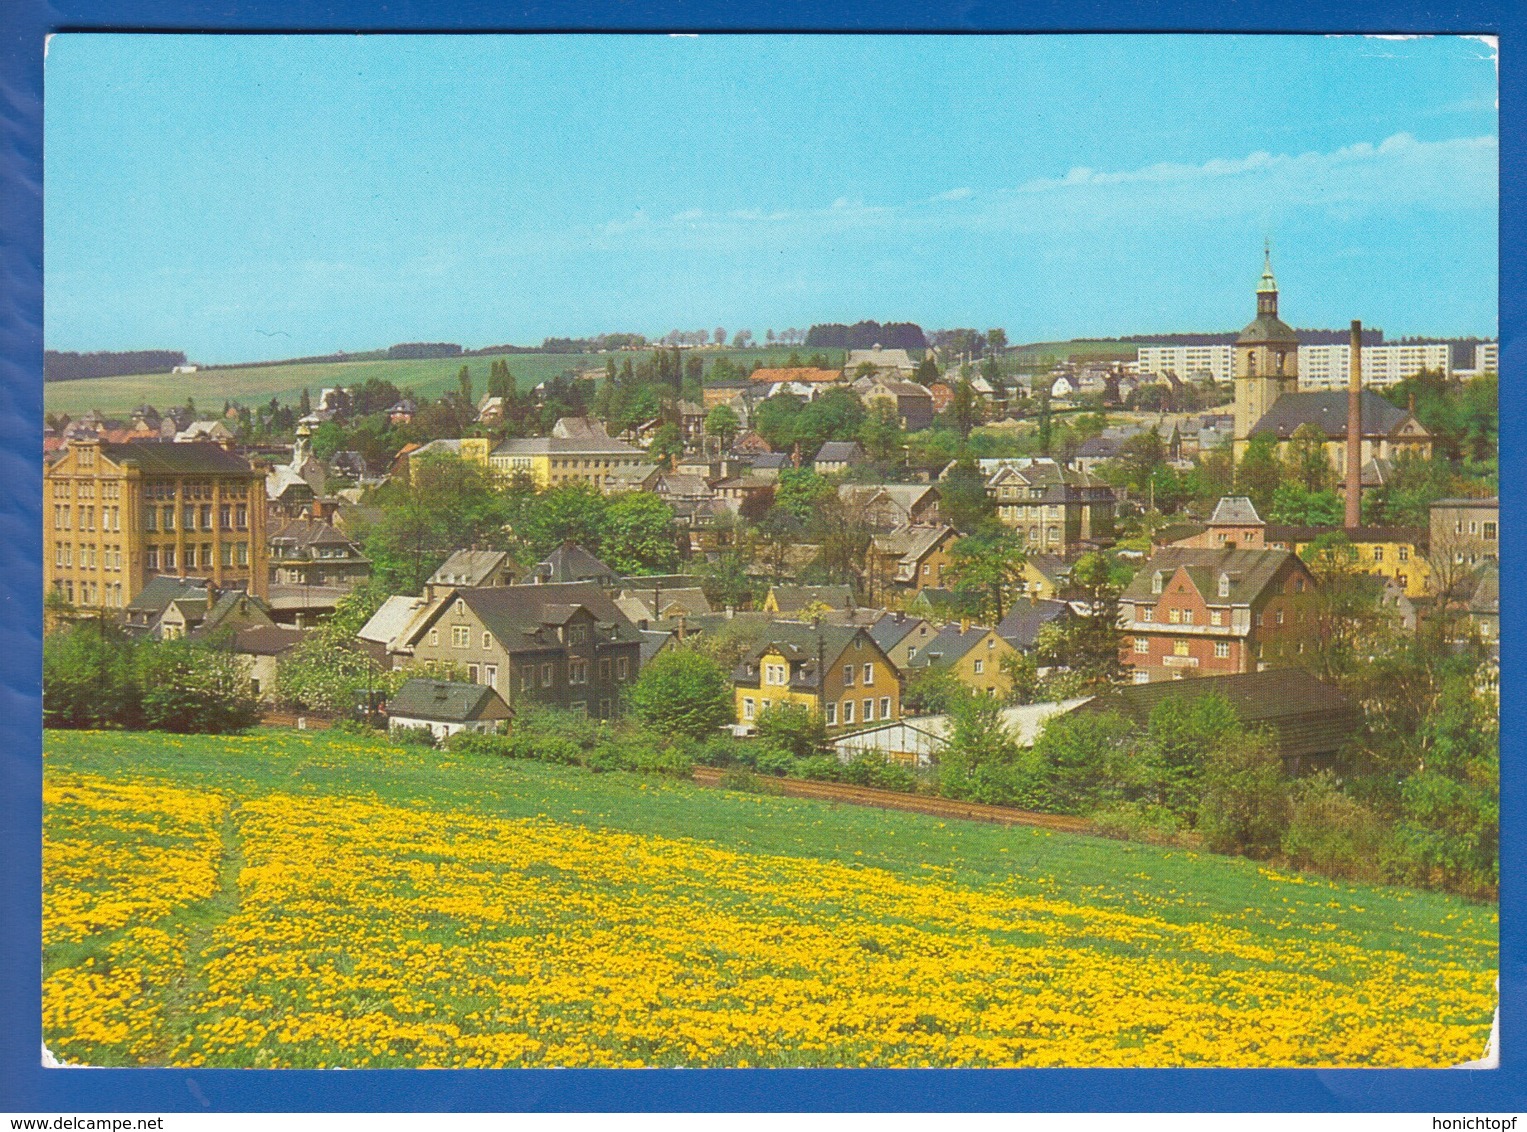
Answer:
[690,765,1094,834]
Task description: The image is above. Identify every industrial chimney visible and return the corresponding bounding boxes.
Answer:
[1344,320,1362,529]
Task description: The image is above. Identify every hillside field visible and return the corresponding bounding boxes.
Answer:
[42,346,839,419]
[43,728,1496,1069]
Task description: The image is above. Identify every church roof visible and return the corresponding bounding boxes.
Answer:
[1236,313,1300,345]
[1250,390,1418,440]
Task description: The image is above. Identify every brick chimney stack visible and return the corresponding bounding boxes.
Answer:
[1345,320,1363,529]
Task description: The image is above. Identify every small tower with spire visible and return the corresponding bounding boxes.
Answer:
[1233,241,1302,455]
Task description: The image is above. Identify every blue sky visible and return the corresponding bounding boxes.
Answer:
[44,34,1497,362]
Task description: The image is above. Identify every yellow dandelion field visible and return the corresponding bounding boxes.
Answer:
[41,733,1497,1070]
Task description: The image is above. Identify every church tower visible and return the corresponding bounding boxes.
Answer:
[1232,243,1301,456]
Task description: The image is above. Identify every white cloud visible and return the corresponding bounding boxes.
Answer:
[931,186,972,201]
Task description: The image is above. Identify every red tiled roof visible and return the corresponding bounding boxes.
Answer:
[749,367,841,384]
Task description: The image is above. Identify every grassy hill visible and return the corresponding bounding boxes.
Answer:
[1009,340,1143,366]
[43,728,1496,1069]
[42,346,841,420]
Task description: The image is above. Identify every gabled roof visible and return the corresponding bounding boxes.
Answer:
[747,452,791,470]
[814,441,863,463]
[749,367,841,385]
[734,621,884,691]
[358,594,437,648]
[1025,553,1073,584]
[1208,496,1263,526]
[493,436,643,457]
[389,679,511,724]
[232,625,307,656]
[429,549,515,588]
[865,612,930,654]
[520,541,618,585]
[195,589,274,638]
[1250,390,1418,440]
[551,416,613,441]
[269,518,362,551]
[995,599,1073,651]
[1264,523,1427,547]
[410,582,641,653]
[125,575,209,615]
[909,622,1001,668]
[1120,547,1303,606]
[1071,669,1362,762]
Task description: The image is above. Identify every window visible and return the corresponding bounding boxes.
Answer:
[569,660,588,685]
[973,659,984,675]
[843,665,855,686]
[616,657,629,680]
[144,507,156,532]
[863,699,874,722]
[880,697,891,720]
[1398,545,1409,561]
[1140,605,1153,621]
[1174,641,1190,657]
[599,658,611,681]
[824,702,835,725]
[541,664,553,687]
[1469,521,1478,534]
[520,668,533,691]
[921,563,930,576]
[1168,609,1182,624]
[863,663,874,684]
[1210,611,1223,626]
[569,625,587,645]
[430,629,439,646]
[744,697,756,721]
[1151,571,1164,594]
[1275,610,1284,625]
[1218,575,1230,598]
[1397,574,1408,587]
[1134,638,1149,654]
[468,664,480,683]
[1484,521,1497,541]
[483,632,492,650]
[1373,546,1385,562]
[163,547,175,569]
[236,543,248,566]
[1133,670,1151,684]
[200,504,212,529]
[456,599,466,615]
[1215,642,1230,658]
[452,626,470,648]
[221,542,234,566]
[145,547,158,570]
[1294,578,1305,593]
[163,506,174,531]
[1182,610,1193,625]
[841,700,854,724]
[220,504,232,529]
[236,504,248,530]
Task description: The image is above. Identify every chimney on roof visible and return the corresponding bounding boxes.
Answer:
[959,617,970,634]
[1345,320,1363,529]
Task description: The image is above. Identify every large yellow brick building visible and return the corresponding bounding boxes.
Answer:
[45,439,268,611]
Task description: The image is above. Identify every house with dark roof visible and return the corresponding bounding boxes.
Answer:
[402,582,642,719]
[1069,668,1362,771]
[229,624,308,702]
[427,549,518,596]
[813,441,865,475]
[732,620,902,731]
[837,483,942,531]
[905,620,1022,699]
[387,678,512,740]
[864,611,937,671]
[857,377,935,431]
[995,599,1074,653]
[977,458,1116,555]
[1119,547,1319,684]
[519,542,619,589]
[1167,497,1269,551]
[267,518,371,590]
[868,523,960,596]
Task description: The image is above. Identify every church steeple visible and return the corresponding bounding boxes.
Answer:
[1257,239,1279,316]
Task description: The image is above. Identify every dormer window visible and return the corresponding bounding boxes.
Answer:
[1152,571,1164,595]
[1218,574,1230,598]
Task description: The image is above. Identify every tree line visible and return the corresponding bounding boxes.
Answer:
[44,350,187,382]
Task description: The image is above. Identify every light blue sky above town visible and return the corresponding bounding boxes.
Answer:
[44,33,1498,362]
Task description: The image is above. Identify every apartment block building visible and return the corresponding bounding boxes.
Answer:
[46,438,268,610]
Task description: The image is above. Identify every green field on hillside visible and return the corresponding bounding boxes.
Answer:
[42,346,841,419]
[1010,340,1143,365]
[43,728,1496,1069]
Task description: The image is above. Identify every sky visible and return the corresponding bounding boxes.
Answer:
[44,34,1498,363]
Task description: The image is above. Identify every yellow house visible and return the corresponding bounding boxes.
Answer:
[733,622,902,730]
[404,437,493,483]
[489,436,650,492]
[1265,524,1432,598]
[908,621,1022,699]
[1019,554,1072,602]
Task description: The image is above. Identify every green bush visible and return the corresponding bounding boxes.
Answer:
[795,755,843,781]
[626,651,733,739]
[1196,729,1290,858]
[841,750,918,793]
[1089,801,1186,846]
[391,724,437,748]
[1281,771,1392,882]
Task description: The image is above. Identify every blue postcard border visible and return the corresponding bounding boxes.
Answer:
[0,0,1520,1112]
